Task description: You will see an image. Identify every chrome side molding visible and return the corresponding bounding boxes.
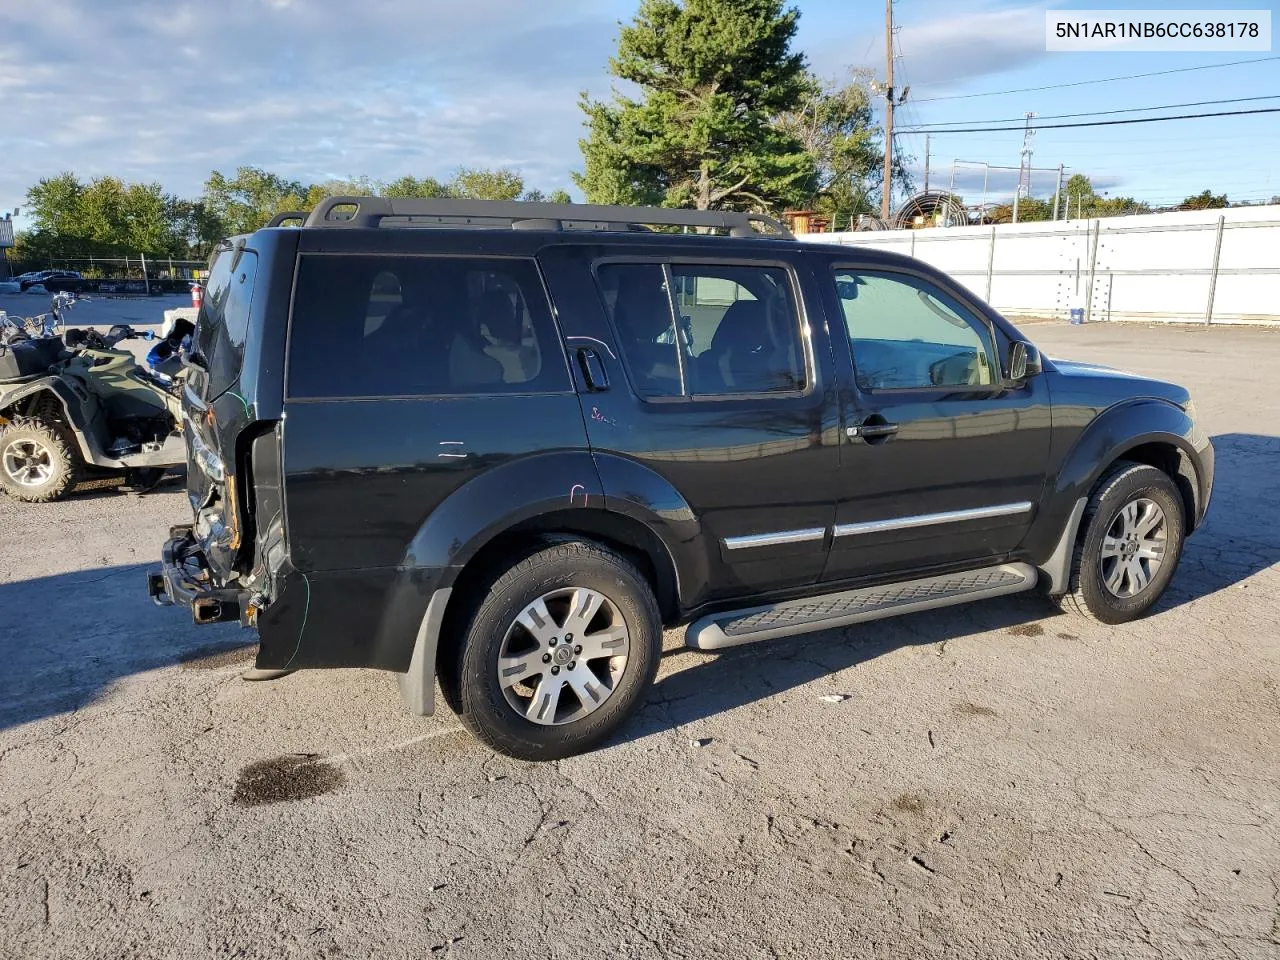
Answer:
[833,501,1034,538]
[723,528,826,551]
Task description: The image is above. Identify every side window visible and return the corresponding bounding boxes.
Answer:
[594,263,682,399]
[197,249,258,394]
[287,256,566,399]
[220,252,258,349]
[671,264,805,396]
[835,270,995,390]
[595,262,807,400]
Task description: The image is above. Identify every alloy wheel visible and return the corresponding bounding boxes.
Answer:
[1100,497,1167,598]
[496,587,630,725]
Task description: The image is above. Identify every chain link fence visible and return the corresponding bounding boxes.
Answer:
[1,254,206,293]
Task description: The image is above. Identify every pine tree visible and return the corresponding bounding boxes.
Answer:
[575,0,814,213]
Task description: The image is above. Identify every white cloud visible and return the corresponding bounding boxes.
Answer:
[0,0,623,206]
[904,161,1125,201]
[808,2,1051,94]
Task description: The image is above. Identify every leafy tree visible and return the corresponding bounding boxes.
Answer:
[24,173,86,238]
[1063,173,1095,215]
[1060,174,1148,218]
[576,0,814,212]
[203,166,308,236]
[452,167,524,201]
[1181,189,1228,210]
[21,173,187,258]
[519,188,573,204]
[382,175,452,199]
[775,69,900,225]
[1094,195,1150,216]
[302,177,381,209]
[987,197,1053,224]
[168,199,224,257]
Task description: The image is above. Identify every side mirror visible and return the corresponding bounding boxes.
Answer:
[1008,341,1042,383]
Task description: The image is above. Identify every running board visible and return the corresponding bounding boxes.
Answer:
[685,563,1038,651]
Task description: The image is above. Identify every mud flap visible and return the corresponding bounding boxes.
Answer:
[397,587,453,716]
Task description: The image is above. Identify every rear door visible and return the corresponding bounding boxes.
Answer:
[817,256,1052,583]
[281,236,585,579]
[538,242,841,605]
[181,242,260,538]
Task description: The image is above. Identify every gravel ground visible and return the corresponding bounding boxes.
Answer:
[1,321,1278,960]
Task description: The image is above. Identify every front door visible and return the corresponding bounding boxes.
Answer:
[817,259,1052,584]
[538,245,841,606]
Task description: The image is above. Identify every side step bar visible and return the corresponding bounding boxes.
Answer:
[685,563,1038,651]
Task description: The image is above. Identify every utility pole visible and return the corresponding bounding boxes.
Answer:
[1012,112,1036,224]
[881,0,895,220]
[923,133,931,194]
[1052,163,1064,221]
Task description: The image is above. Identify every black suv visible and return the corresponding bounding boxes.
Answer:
[149,197,1213,760]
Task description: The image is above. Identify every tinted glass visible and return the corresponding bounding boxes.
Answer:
[672,264,805,396]
[835,270,995,390]
[597,262,805,399]
[288,256,566,399]
[193,247,258,399]
[594,263,682,399]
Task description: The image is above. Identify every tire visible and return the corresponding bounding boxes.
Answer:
[444,540,662,761]
[0,414,82,502]
[1056,461,1185,624]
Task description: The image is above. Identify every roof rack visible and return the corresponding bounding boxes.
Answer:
[294,196,794,240]
[266,211,309,228]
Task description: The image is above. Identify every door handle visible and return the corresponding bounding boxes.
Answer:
[576,348,610,392]
[848,416,899,444]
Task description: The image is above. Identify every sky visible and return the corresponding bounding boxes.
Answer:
[0,0,1277,224]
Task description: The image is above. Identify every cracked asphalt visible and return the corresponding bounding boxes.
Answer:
[2,321,1278,959]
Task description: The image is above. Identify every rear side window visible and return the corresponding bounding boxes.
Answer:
[194,247,258,398]
[595,262,806,400]
[287,256,568,399]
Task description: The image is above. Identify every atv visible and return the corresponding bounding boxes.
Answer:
[0,295,186,503]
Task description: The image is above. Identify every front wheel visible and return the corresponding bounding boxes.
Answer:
[0,417,82,502]
[444,540,662,761]
[1056,461,1186,624]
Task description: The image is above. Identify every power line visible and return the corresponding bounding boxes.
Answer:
[912,55,1280,104]
[897,106,1280,135]
[905,95,1280,129]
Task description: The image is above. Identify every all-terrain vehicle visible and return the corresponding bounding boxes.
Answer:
[149,197,1214,761]
[0,295,185,502]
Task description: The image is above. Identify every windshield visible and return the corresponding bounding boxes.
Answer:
[191,244,259,401]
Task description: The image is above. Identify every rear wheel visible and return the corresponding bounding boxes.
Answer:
[444,540,661,761]
[0,416,81,502]
[1056,461,1185,624]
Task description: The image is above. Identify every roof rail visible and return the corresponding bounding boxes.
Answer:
[298,196,794,239]
[266,211,309,228]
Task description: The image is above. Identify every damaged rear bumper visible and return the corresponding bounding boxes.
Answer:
[147,525,250,626]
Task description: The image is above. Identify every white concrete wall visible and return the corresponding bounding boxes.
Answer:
[804,204,1280,325]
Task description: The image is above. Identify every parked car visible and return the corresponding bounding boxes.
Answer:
[148,197,1214,760]
[19,270,84,293]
